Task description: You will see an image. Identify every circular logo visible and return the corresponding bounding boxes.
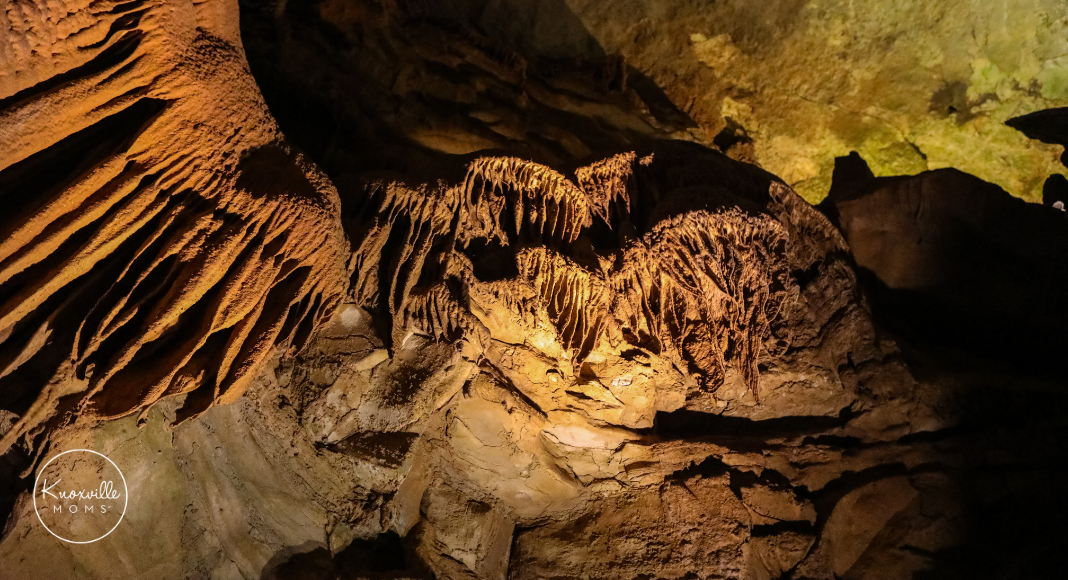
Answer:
[33,449,128,544]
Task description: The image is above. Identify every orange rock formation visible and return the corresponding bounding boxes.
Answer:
[0,0,349,451]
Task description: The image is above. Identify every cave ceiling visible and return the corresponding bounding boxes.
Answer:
[564,0,1068,202]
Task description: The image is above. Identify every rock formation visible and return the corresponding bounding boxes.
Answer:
[820,157,1068,371]
[0,0,350,454]
[561,0,1068,202]
[0,1,1065,579]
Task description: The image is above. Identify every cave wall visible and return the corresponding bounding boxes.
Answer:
[0,0,349,450]
[0,1,1066,579]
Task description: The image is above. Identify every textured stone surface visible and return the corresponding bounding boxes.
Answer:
[819,158,1068,369]
[562,0,1068,202]
[1,1,1066,579]
[0,0,350,454]
[0,363,382,580]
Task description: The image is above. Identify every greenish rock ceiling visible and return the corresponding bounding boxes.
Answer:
[567,0,1068,202]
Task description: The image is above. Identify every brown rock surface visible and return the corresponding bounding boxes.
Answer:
[820,159,1068,370]
[0,0,350,454]
[0,1,1065,580]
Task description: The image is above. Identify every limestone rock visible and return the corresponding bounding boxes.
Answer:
[0,0,350,455]
[820,162,1068,370]
[0,1,1064,579]
[562,0,1068,202]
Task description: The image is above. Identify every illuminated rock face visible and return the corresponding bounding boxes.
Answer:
[562,0,1068,203]
[0,1,1065,580]
[251,144,933,577]
[0,0,350,449]
[348,148,802,406]
[293,142,906,578]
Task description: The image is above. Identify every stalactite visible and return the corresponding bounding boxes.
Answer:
[346,148,795,399]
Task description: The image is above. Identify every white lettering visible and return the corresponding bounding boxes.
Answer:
[54,481,121,502]
[40,478,60,500]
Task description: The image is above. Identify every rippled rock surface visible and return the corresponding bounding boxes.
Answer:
[1,1,1065,579]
